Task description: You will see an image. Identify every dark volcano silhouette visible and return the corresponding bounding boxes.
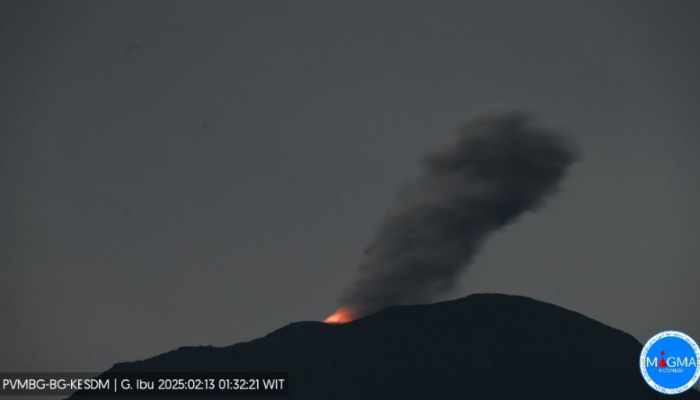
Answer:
[88,294,699,399]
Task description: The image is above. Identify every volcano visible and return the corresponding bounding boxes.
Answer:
[89,294,699,399]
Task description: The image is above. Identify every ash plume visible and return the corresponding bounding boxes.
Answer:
[339,112,578,318]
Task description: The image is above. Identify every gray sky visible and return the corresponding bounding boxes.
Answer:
[1,0,699,373]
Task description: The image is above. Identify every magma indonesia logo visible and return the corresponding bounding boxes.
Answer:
[640,330,700,395]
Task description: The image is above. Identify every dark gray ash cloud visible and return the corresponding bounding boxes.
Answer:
[340,112,579,317]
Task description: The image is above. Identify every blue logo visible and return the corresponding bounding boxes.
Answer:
[640,330,700,395]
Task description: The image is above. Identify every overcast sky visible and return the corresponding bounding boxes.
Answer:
[1,0,699,373]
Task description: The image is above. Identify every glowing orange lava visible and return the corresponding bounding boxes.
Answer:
[323,308,354,324]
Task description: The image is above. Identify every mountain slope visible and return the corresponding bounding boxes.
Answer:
[94,294,699,399]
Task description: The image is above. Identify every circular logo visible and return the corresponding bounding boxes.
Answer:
[640,330,700,395]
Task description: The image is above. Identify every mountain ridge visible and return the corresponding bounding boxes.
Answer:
[94,294,700,399]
